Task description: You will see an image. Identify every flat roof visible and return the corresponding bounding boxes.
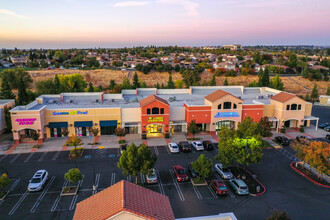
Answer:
[10,87,281,112]
[0,99,15,106]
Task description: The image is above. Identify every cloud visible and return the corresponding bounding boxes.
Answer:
[0,9,29,19]
[112,1,151,7]
[156,0,199,17]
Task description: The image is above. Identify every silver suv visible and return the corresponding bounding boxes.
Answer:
[28,170,48,192]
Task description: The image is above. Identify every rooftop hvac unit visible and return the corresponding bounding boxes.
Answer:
[168,96,177,102]
[267,94,273,98]
[237,96,241,99]
[96,99,99,103]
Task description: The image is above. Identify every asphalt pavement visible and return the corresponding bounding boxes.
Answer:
[0,144,329,220]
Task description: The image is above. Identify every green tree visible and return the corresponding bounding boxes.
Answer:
[182,69,201,87]
[258,67,270,86]
[257,117,272,137]
[31,131,40,141]
[122,78,131,89]
[187,119,200,137]
[311,84,318,101]
[175,80,184,88]
[266,209,292,220]
[58,74,87,92]
[215,127,237,167]
[64,168,83,188]
[4,107,12,132]
[35,79,56,94]
[271,74,284,90]
[237,117,260,139]
[88,82,94,92]
[302,67,309,78]
[133,72,140,89]
[233,137,263,166]
[192,154,213,181]
[288,53,298,68]
[117,143,157,184]
[114,127,126,137]
[223,78,229,86]
[0,74,15,99]
[326,86,330,95]
[209,74,216,86]
[17,76,28,105]
[86,57,100,67]
[54,74,61,93]
[0,173,10,197]
[167,74,175,89]
[109,80,116,90]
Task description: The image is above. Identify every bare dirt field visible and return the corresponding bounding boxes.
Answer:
[28,69,329,96]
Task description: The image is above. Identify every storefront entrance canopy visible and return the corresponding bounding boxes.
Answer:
[100,120,117,127]
[304,116,319,130]
[74,121,93,127]
[48,122,68,128]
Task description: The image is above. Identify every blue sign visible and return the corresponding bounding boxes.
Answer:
[214,112,239,118]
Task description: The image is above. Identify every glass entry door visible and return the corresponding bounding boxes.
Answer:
[147,124,163,133]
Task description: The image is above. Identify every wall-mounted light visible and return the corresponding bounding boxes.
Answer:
[94,123,98,126]
[14,130,17,133]
[70,124,73,127]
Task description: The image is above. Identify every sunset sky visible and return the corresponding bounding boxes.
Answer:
[0,0,330,48]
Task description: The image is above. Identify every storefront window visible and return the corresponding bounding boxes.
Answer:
[233,103,237,109]
[291,104,297,110]
[218,104,222,109]
[147,109,150,114]
[215,120,235,130]
[160,108,164,114]
[298,104,301,110]
[286,105,290,110]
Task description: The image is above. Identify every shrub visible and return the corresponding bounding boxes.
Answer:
[299,125,305,133]
[118,140,126,144]
[142,134,147,139]
[115,127,126,137]
[186,137,201,141]
[165,132,170,139]
[32,145,40,148]
[280,126,286,133]
[64,168,83,187]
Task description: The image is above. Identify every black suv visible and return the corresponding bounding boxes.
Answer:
[187,162,199,178]
[178,141,192,152]
[274,136,291,146]
[202,140,215,151]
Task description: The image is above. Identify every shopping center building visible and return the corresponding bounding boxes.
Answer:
[10,86,319,144]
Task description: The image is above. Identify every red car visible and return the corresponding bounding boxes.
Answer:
[210,180,228,195]
[173,165,189,182]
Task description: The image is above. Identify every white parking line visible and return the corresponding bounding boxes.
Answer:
[93,173,100,195]
[169,169,185,201]
[24,152,34,163]
[165,145,171,154]
[154,146,159,155]
[214,173,235,198]
[9,178,21,192]
[52,151,61,161]
[110,173,116,185]
[30,176,55,213]
[79,175,85,187]
[187,172,202,200]
[8,190,29,215]
[0,154,8,163]
[156,170,165,195]
[50,196,61,212]
[38,152,48,162]
[10,154,21,164]
[207,184,218,199]
[69,194,79,210]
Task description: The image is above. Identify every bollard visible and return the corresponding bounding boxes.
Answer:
[256,186,260,193]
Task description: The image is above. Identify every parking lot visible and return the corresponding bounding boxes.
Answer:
[0,141,329,220]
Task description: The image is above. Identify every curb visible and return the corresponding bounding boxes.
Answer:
[232,166,266,196]
[290,162,330,188]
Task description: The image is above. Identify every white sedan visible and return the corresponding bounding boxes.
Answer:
[168,143,180,153]
[28,170,49,192]
[214,163,233,180]
[191,141,204,151]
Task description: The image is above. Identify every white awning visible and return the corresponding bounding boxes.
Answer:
[267,117,279,122]
[304,116,319,121]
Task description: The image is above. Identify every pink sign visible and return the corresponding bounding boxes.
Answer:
[15,118,36,125]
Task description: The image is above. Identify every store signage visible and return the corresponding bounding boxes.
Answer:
[53,110,88,116]
[214,112,239,118]
[147,117,164,123]
[15,118,36,125]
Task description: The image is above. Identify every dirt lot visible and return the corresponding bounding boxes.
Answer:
[28,69,330,96]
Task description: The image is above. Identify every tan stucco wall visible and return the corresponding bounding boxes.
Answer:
[304,102,312,116]
[45,108,121,137]
[262,104,274,117]
[121,108,141,123]
[319,96,330,105]
[208,95,243,131]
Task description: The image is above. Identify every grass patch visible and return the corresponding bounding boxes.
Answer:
[261,140,273,148]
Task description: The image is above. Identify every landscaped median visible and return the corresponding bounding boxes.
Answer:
[230,166,266,196]
[290,162,330,188]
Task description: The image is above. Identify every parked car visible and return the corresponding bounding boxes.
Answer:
[296,135,315,142]
[191,141,204,151]
[120,144,127,153]
[318,123,330,129]
[173,165,189,182]
[168,143,180,153]
[274,136,291,146]
[229,179,249,195]
[210,179,229,196]
[146,169,158,184]
[187,162,199,178]
[28,170,48,192]
[324,126,330,132]
[178,141,192,152]
[214,163,233,179]
[202,140,214,151]
[326,134,330,140]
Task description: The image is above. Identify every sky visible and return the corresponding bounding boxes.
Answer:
[0,0,330,48]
